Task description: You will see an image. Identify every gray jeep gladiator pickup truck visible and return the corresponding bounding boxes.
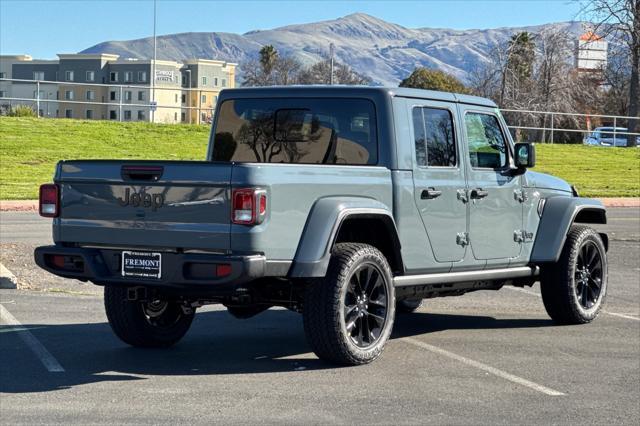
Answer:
[35,86,608,365]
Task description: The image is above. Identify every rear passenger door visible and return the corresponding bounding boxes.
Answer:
[410,102,467,263]
[459,107,522,262]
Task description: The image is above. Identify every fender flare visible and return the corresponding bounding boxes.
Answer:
[289,197,401,278]
[530,196,607,263]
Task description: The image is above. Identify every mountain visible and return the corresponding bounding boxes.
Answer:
[80,13,589,86]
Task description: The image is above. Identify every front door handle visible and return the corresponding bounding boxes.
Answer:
[470,188,489,199]
[421,188,442,200]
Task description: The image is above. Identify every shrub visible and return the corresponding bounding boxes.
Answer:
[8,105,38,117]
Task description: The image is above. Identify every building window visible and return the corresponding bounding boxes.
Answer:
[201,94,206,103]
[65,109,72,118]
[182,74,187,85]
[201,76,207,85]
[65,70,74,81]
[181,112,186,122]
[38,109,44,117]
[138,110,145,120]
[0,91,5,98]
[124,91,132,102]
[86,90,95,101]
[138,91,144,101]
[110,72,118,82]
[174,112,178,121]
[33,90,45,99]
[201,112,206,122]
[138,71,147,82]
[64,90,74,100]
[86,71,95,82]
[109,110,117,120]
[33,71,45,81]
[181,94,186,103]
[175,93,178,103]
[86,110,93,119]
[0,72,6,79]
[124,110,132,121]
[221,79,227,87]
[214,77,218,86]
[124,71,133,82]
[109,91,117,101]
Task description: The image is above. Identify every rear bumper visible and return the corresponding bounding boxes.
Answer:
[34,245,268,293]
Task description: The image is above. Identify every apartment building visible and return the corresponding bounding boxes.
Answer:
[1,55,59,117]
[104,58,184,123]
[56,53,118,120]
[0,53,236,123]
[182,59,236,124]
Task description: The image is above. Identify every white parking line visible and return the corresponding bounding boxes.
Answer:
[605,312,640,321]
[402,337,565,396]
[504,286,640,321]
[0,304,65,373]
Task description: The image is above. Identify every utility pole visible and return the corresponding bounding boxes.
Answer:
[329,43,335,85]
[151,0,157,122]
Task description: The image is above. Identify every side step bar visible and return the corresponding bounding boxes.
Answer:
[393,266,539,287]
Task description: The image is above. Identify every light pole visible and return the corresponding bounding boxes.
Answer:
[329,43,335,85]
[185,69,191,124]
[151,0,157,122]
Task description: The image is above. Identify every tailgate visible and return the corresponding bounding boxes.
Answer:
[55,160,232,251]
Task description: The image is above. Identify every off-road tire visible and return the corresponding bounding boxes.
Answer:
[303,243,396,366]
[540,225,608,324]
[397,298,423,313]
[104,286,195,348]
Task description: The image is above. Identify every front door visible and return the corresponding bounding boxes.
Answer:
[410,101,467,263]
[459,107,522,261]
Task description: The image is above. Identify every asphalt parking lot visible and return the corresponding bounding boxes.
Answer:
[1,209,638,424]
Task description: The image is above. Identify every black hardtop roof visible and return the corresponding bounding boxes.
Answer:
[218,85,498,108]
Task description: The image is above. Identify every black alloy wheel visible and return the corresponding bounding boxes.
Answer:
[343,263,389,348]
[574,240,604,309]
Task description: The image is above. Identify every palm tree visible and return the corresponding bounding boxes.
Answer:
[259,45,278,77]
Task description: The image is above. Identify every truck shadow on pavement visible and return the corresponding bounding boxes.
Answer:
[0,309,553,394]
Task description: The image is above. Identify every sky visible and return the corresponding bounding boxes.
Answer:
[1,0,583,59]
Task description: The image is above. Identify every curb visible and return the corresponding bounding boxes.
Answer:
[0,263,18,289]
[0,198,639,212]
[0,200,38,212]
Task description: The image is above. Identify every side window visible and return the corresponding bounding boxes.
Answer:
[465,113,507,169]
[412,107,456,167]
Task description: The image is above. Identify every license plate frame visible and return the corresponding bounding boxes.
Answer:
[121,251,162,279]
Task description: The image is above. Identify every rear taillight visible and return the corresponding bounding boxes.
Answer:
[39,184,59,218]
[232,188,267,225]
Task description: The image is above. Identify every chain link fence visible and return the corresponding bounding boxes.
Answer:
[2,78,639,144]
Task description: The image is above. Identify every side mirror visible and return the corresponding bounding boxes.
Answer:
[514,143,535,169]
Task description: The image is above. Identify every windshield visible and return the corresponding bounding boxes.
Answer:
[212,98,377,165]
[600,132,623,139]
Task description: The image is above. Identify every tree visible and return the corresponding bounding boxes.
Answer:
[259,45,278,76]
[399,68,469,93]
[242,47,371,87]
[298,58,371,85]
[509,32,537,80]
[581,0,639,147]
[242,45,304,86]
[499,32,537,105]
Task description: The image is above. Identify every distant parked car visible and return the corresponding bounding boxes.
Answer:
[583,127,639,147]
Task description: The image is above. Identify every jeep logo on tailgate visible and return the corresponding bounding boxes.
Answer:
[117,188,165,211]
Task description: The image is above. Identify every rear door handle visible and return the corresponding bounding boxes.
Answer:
[470,188,489,199]
[421,188,442,200]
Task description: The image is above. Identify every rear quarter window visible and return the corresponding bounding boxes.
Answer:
[212,98,377,165]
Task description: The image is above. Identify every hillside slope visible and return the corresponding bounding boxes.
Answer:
[81,13,588,85]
